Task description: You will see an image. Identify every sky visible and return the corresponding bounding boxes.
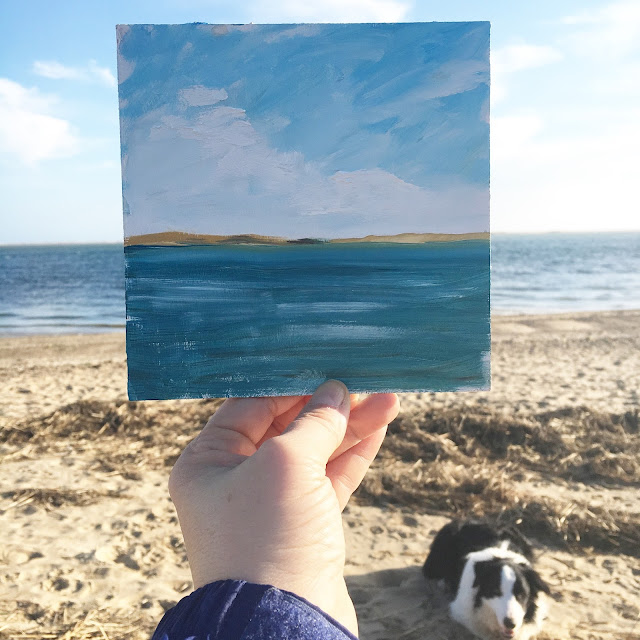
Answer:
[1,0,639,243]
[119,22,488,239]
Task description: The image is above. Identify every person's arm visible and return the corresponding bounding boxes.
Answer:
[153,579,358,640]
[158,380,399,638]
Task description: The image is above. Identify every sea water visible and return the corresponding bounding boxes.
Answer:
[0,244,125,334]
[491,233,640,314]
[1,232,639,342]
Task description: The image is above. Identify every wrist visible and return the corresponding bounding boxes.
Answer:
[187,553,357,636]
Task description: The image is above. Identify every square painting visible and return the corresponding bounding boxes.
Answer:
[117,22,490,399]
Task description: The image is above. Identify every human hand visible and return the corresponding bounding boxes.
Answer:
[168,380,399,636]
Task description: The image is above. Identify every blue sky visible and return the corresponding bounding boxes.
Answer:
[119,22,488,238]
[1,0,639,243]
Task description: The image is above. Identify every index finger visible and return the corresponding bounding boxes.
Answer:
[201,395,306,449]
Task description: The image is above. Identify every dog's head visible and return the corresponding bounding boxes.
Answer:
[472,557,550,639]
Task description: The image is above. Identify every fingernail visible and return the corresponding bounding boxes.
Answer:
[311,380,348,408]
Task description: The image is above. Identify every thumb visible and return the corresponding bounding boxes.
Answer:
[278,380,351,465]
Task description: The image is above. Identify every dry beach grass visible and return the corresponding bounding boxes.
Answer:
[1,311,639,639]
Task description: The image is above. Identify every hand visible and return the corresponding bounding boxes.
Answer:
[168,380,399,636]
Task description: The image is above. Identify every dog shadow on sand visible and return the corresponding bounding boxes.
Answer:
[347,565,477,640]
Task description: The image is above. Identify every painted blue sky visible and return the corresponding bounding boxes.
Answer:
[1,1,639,243]
[118,22,489,238]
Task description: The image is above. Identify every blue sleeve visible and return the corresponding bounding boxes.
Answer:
[152,579,359,640]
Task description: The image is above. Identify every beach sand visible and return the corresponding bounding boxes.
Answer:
[1,311,639,639]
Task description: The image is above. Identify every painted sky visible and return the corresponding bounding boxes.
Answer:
[1,1,639,243]
[118,23,489,239]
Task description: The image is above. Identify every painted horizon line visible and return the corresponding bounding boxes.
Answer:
[124,231,490,247]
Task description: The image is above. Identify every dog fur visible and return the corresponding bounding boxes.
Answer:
[423,520,550,640]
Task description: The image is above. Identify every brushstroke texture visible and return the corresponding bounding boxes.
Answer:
[117,23,489,239]
[117,22,491,398]
[125,241,490,399]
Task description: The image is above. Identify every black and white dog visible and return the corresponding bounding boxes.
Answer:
[423,520,550,640]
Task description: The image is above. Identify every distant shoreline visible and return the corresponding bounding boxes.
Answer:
[124,231,490,247]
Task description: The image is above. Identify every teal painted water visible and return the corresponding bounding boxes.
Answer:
[124,241,490,398]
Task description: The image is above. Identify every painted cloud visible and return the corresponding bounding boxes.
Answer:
[117,22,489,239]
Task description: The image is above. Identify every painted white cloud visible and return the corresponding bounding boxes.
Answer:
[33,60,116,88]
[294,169,487,232]
[264,24,321,43]
[116,25,135,84]
[360,58,489,130]
[0,78,80,165]
[123,103,486,238]
[207,24,257,36]
[245,0,411,23]
[179,86,228,107]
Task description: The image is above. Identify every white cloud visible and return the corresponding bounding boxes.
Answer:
[179,85,228,106]
[491,43,562,105]
[492,108,640,232]
[492,114,544,161]
[0,78,80,165]
[561,1,640,58]
[557,1,640,105]
[123,103,486,238]
[33,61,83,81]
[245,0,411,23]
[33,60,116,88]
[492,44,563,74]
[491,6,640,233]
[87,61,117,87]
[592,59,640,100]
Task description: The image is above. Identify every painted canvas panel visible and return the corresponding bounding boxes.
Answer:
[117,22,490,399]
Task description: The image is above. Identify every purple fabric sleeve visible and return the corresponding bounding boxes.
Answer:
[152,579,359,640]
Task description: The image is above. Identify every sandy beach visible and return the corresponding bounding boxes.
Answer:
[1,311,639,639]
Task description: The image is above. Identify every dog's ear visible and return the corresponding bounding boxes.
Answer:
[423,520,462,580]
[498,525,534,559]
[524,567,550,595]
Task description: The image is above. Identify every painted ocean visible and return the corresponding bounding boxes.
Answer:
[124,240,490,398]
